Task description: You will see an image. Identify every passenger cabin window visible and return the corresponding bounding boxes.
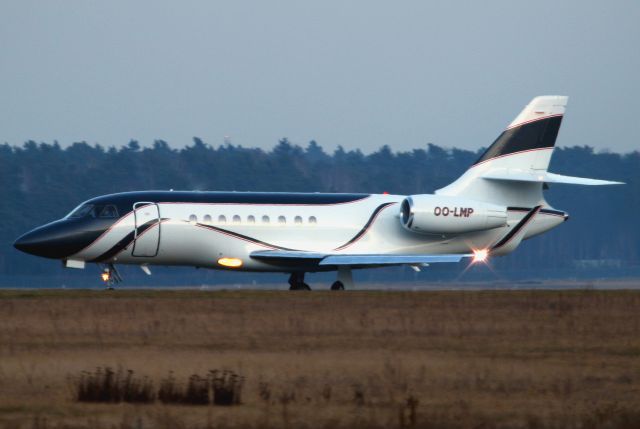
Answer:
[309,216,317,224]
[99,205,119,218]
[189,214,197,223]
[218,215,227,224]
[262,215,270,224]
[203,214,212,224]
[294,216,302,224]
[233,215,241,224]
[247,215,255,224]
[278,216,286,224]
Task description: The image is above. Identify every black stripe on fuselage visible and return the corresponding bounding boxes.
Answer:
[473,115,563,165]
[89,218,164,262]
[492,206,541,250]
[195,223,301,251]
[333,202,396,251]
[193,202,396,253]
[507,206,567,217]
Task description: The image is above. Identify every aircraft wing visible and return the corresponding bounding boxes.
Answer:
[250,251,327,261]
[250,250,469,266]
[319,254,467,265]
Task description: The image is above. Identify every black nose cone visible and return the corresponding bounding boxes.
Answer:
[14,220,104,259]
[13,233,32,253]
[14,224,65,259]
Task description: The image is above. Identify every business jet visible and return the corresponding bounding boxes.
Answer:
[14,96,621,289]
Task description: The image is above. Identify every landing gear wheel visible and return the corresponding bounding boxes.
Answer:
[330,281,345,291]
[289,283,311,291]
[288,273,311,291]
[100,263,123,289]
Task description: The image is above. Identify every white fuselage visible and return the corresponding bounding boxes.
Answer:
[69,193,565,272]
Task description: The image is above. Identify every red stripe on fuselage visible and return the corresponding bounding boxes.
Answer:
[470,147,553,169]
[506,113,563,130]
[333,203,396,251]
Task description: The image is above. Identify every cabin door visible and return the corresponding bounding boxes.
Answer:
[132,202,161,257]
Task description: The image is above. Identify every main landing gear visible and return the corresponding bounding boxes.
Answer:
[288,267,354,291]
[332,266,353,290]
[330,281,345,290]
[288,272,311,291]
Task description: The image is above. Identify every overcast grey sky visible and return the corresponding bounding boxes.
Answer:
[1,1,638,153]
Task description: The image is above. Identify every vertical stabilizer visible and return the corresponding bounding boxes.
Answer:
[436,96,568,207]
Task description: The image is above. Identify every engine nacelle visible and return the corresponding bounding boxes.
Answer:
[400,195,507,234]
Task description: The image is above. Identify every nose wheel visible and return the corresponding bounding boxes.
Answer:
[100,263,122,289]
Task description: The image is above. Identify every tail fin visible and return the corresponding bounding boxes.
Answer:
[473,95,567,169]
[436,96,568,206]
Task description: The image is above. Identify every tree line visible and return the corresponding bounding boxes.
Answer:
[0,138,638,283]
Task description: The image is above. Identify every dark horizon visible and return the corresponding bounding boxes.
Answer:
[0,139,637,286]
[3,137,640,156]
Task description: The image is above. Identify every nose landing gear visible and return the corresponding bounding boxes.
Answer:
[100,263,122,290]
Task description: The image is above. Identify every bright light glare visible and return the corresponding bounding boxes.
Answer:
[472,249,489,264]
[101,271,111,282]
[217,257,243,268]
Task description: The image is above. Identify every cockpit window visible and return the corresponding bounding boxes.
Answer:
[99,205,119,218]
[68,204,95,218]
[67,203,121,219]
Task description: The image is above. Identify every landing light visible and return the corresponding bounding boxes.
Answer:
[472,249,489,264]
[101,271,111,282]
[217,257,243,268]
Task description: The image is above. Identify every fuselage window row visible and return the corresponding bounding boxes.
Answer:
[187,214,318,225]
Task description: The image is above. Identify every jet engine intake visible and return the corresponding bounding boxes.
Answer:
[400,195,507,234]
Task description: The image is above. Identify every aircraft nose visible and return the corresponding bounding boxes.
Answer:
[13,233,32,253]
[13,220,99,259]
[14,225,64,258]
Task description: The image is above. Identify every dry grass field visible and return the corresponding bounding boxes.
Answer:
[0,288,640,428]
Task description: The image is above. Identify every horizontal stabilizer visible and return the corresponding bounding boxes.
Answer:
[251,250,469,266]
[482,169,624,186]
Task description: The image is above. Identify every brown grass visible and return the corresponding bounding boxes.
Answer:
[0,289,640,428]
